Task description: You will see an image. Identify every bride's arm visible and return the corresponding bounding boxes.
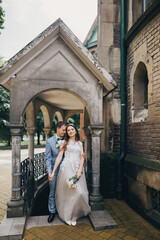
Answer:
[50,144,64,180]
[77,144,85,179]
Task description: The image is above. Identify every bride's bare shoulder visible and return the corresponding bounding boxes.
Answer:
[77,141,82,146]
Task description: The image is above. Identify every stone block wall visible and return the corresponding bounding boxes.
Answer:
[126,12,160,160]
[125,9,160,225]
[98,0,121,153]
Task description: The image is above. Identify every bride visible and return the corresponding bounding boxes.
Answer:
[50,123,91,226]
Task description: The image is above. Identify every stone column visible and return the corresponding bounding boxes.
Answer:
[43,127,51,140]
[89,125,104,211]
[83,126,92,191]
[26,127,36,160]
[7,124,24,218]
[84,127,91,162]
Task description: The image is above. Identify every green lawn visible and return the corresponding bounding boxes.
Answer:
[0,140,46,148]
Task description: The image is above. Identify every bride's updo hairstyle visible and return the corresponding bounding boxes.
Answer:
[63,123,80,151]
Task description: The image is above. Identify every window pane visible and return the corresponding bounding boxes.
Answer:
[143,0,150,12]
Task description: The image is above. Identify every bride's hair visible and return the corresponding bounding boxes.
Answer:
[62,123,80,151]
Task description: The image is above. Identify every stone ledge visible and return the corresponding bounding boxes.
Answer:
[89,209,117,231]
[125,154,160,171]
[0,215,26,240]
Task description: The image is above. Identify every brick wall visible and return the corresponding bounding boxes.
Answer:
[126,13,160,160]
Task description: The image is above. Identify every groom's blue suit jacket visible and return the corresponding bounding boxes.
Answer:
[45,135,62,176]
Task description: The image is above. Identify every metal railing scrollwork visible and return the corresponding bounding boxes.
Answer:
[20,152,46,209]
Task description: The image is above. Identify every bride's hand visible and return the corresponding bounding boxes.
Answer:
[49,172,54,180]
[76,170,82,179]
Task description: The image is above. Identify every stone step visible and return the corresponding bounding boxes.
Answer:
[89,209,118,231]
[0,215,26,240]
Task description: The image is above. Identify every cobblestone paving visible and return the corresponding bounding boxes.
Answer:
[0,167,11,224]
[23,199,160,240]
[0,159,160,240]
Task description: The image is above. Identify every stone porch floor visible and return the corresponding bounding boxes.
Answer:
[0,150,160,240]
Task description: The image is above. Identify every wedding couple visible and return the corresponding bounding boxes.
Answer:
[45,121,91,226]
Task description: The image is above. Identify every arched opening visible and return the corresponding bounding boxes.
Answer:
[0,18,116,220]
[40,105,51,130]
[55,111,63,122]
[36,108,44,145]
[52,111,64,135]
[132,62,148,122]
[25,90,92,216]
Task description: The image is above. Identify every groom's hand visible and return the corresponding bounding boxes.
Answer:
[48,173,52,181]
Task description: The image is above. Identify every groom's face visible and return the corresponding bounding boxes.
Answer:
[57,125,66,138]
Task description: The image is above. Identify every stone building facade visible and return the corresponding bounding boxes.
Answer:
[97,0,121,153]
[124,1,160,224]
[85,0,121,153]
[85,0,160,226]
[0,0,160,227]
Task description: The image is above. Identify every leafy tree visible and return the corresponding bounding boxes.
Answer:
[36,109,44,145]
[67,114,80,130]
[0,56,10,145]
[52,113,58,135]
[0,56,5,67]
[51,113,80,136]
[0,0,5,32]
[0,85,10,145]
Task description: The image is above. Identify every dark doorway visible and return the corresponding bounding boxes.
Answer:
[30,185,50,216]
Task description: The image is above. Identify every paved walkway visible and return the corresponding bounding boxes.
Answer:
[23,199,160,240]
[0,149,160,240]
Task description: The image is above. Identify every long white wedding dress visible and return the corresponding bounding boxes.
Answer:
[55,140,91,223]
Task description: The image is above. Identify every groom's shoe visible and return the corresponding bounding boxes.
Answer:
[48,213,55,223]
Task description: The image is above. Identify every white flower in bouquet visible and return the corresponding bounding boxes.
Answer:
[55,141,60,149]
[66,175,78,189]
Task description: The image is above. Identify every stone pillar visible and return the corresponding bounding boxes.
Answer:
[7,124,24,218]
[84,127,91,162]
[26,127,36,160]
[89,125,104,211]
[43,127,51,140]
[83,126,92,191]
[80,113,85,140]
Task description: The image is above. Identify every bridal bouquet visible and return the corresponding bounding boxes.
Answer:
[66,175,79,189]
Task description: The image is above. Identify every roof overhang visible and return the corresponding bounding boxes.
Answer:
[0,18,117,92]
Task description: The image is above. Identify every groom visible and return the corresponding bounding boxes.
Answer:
[45,121,66,223]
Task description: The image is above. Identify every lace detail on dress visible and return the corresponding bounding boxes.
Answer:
[60,141,82,174]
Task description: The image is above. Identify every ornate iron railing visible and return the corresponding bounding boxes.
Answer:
[20,152,46,208]
[33,152,46,180]
[21,157,30,196]
[151,188,160,213]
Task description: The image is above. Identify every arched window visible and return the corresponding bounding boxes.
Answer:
[132,62,148,122]
[143,0,150,11]
[143,0,156,12]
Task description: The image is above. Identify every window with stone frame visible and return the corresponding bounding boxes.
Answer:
[132,0,156,23]
[143,0,151,11]
[132,62,148,122]
[143,0,157,12]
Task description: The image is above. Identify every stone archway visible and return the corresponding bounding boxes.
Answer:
[55,111,63,121]
[40,105,52,139]
[0,19,116,217]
